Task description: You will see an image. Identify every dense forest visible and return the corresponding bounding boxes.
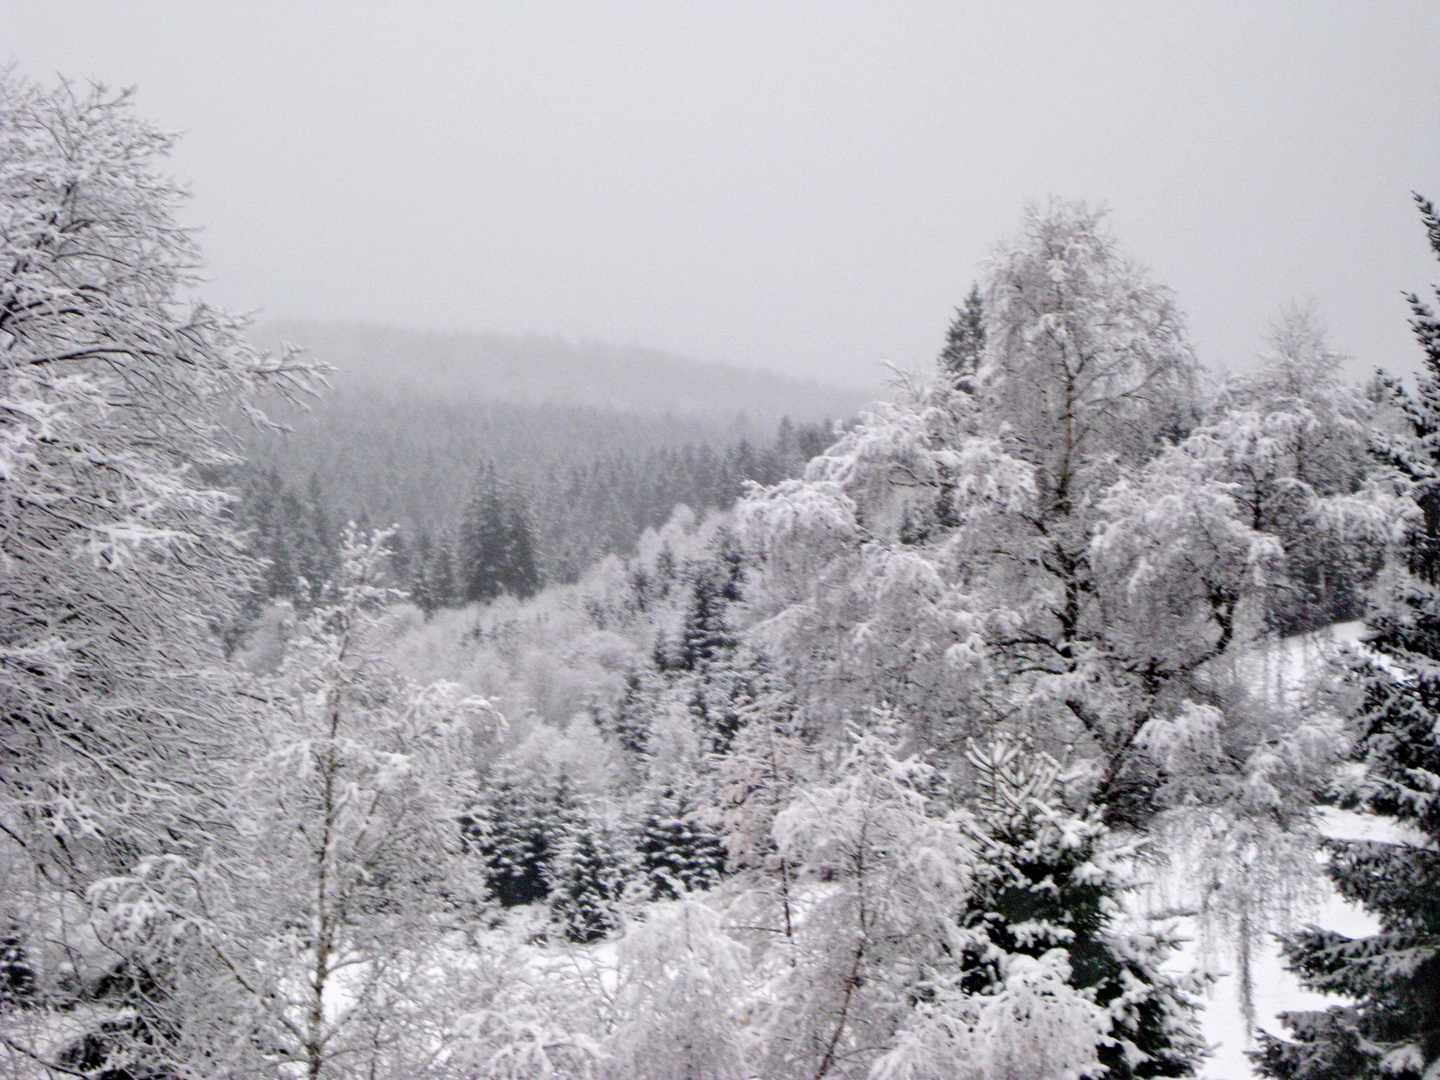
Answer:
[4,72,1440,1080]
[233,391,838,598]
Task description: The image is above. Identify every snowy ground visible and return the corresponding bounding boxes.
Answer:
[1186,884,1375,1080]
[1186,621,1380,1079]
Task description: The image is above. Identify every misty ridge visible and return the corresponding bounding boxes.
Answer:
[253,319,873,424]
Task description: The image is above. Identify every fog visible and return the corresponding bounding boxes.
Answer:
[3,1,1436,389]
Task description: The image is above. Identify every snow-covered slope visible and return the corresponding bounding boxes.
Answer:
[1181,622,1383,1079]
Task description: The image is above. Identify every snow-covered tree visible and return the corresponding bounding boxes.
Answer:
[0,72,323,1076]
[873,949,1113,1080]
[637,788,726,901]
[736,379,1035,749]
[1211,306,1380,630]
[548,821,626,943]
[194,531,497,1078]
[737,201,1205,800]
[938,282,985,392]
[953,738,1207,1079]
[468,761,584,909]
[761,715,976,1080]
[1254,194,1440,1080]
[718,687,814,937]
[0,72,319,860]
[456,463,541,603]
[983,199,1198,506]
[1087,305,1386,1015]
[602,897,751,1080]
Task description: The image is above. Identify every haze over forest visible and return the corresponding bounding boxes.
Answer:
[3,2,1436,390]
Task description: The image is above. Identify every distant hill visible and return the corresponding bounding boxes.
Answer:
[254,321,873,425]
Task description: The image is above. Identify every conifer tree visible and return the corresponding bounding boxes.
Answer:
[679,575,735,671]
[938,282,985,391]
[637,791,726,900]
[955,739,1207,1080]
[548,823,626,943]
[469,765,583,908]
[1254,193,1440,1080]
[456,463,541,603]
[611,670,659,757]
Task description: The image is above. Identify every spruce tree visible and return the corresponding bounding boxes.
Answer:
[637,791,726,900]
[548,825,625,943]
[468,765,582,908]
[679,575,735,671]
[1254,194,1440,1080]
[938,281,985,390]
[456,463,542,603]
[611,670,657,757]
[958,739,1207,1080]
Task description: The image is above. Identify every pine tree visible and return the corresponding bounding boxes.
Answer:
[637,791,726,900]
[938,282,985,391]
[548,824,626,943]
[1254,193,1440,1080]
[956,739,1208,1080]
[456,463,542,603]
[611,670,658,757]
[469,765,583,908]
[679,575,735,671]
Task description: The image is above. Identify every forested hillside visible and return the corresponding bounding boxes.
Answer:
[5,71,1440,1080]
[237,322,863,600]
[237,388,837,598]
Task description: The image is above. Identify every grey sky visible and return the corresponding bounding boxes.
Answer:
[3,1,1437,391]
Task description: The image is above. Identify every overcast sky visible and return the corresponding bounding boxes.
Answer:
[3,1,1437,390]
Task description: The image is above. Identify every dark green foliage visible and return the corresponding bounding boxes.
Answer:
[248,389,834,592]
[612,531,762,761]
[637,797,726,900]
[1256,193,1440,1080]
[548,827,626,943]
[1253,679,1440,1079]
[0,933,34,1007]
[222,465,338,602]
[456,464,542,603]
[1370,193,1440,583]
[689,649,776,759]
[1270,519,1383,634]
[57,1014,179,1080]
[405,528,457,615]
[1252,1009,1372,1080]
[1406,194,1440,373]
[610,671,657,756]
[678,576,735,672]
[468,768,582,908]
[958,741,1206,1080]
[938,282,985,391]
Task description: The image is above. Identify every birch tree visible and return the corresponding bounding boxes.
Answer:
[737,201,1204,800]
[82,532,503,1078]
[761,716,976,1080]
[0,72,322,1074]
